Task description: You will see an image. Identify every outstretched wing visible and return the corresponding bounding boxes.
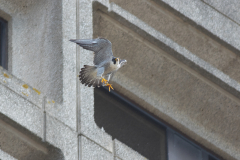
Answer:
[70,38,113,65]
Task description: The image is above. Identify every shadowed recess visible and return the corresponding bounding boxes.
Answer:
[94,88,167,160]
[0,113,64,160]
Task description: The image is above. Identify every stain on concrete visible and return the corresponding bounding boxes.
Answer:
[3,73,9,78]
[22,84,29,89]
[33,88,41,95]
[22,92,29,97]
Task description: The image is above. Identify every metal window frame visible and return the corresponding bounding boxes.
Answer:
[100,87,221,160]
[0,17,8,70]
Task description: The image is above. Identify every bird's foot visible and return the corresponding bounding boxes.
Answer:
[101,77,108,84]
[106,83,114,92]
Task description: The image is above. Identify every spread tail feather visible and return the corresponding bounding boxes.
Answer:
[79,65,102,87]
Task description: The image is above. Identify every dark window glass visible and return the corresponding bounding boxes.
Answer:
[94,88,221,160]
[209,155,218,160]
[0,17,8,70]
[168,130,202,160]
[94,88,167,160]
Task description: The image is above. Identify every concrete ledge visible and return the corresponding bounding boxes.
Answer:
[0,81,43,138]
[0,110,62,160]
[104,2,240,103]
[203,0,240,24]
[0,67,77,159]
[160,0,240,52]
[92,1,240,159]
[0,67,43,108]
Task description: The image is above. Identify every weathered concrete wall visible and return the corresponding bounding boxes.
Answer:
[0,0,63,103]
[0,0,240,159]
[93,0,240,159]
[0,0,146,159]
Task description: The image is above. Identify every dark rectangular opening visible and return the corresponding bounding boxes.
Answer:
[94,87,167,160]
[0,17,8,70]
[94,87,222,160]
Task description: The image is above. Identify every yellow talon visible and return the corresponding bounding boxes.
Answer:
[101,77,108,84]
[106,83,114,92]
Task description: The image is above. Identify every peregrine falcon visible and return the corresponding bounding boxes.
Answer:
[70,38,127,91]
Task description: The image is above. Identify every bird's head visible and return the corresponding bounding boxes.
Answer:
[113,58,119,65]
[113,57,127,67]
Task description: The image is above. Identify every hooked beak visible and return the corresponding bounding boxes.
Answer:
[120,59,127,66]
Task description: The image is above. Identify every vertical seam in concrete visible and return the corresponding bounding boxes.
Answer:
[112,139,115,160]
[42,96,46,142]
[76,0,81,159]
[78,135,82,160]
[76,0,81,135]
[108,1,113,12]
[43,111,46,142]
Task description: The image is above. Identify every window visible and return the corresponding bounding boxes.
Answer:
[95,87,167,159]
[94,87,221,160]
[0,17,8,70]
[167,129,219,160]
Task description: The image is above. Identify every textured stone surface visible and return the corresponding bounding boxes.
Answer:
[79,86,113,152]
[78,0,113,152]
[0,67,43,108]
[81,136,113,160]
[0,121,48,160]
[0,149,17,160]
[203,0,240,24]
[114,139,147,160]
[38,0,77,130]
[59,0,77,130]
[93,2,240,159]
[46,114,78,160]
[115,157,122,160]
[1,0,240,159]
[0,113,64,160]
[0,0,63,103]
[0,0,78,131]
[102,2,240,100]
[111,0,240,85]
[160,0,240,52]
[0,83,43,137]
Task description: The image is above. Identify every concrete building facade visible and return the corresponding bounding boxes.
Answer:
[0,0,240,159]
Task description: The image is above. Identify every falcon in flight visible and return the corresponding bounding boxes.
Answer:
[70,38,127,91]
